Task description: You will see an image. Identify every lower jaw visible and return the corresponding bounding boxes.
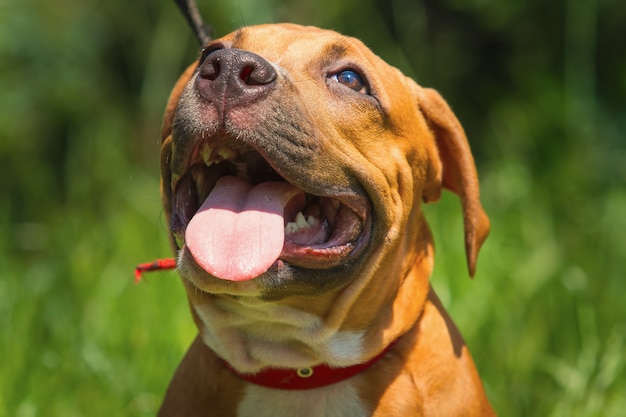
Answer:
[178,244,368,299]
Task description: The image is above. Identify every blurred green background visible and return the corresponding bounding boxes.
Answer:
[1,0,624,415]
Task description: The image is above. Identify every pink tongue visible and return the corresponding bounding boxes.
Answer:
[185,176,302,281]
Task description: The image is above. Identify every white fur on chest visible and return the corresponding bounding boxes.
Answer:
[237,380,368,417]
[193,296,366,372]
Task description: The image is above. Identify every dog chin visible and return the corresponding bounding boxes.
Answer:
[177,246,367,300]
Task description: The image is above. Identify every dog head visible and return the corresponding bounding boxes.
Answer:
[160,23,489,324]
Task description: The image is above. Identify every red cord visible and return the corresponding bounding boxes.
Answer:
[134,258,177,283]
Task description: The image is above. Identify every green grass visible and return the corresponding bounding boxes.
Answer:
[0,165,194,416]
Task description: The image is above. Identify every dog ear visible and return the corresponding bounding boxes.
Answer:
[173,0,212,46]
[417,87,490,277]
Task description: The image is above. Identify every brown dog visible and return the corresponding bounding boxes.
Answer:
[157,20,493,417]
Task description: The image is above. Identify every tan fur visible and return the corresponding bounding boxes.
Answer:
[157,24,494,416]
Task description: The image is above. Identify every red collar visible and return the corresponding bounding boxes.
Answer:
[222,341,396,390]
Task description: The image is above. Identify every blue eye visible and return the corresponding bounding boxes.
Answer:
[332,70,368,94]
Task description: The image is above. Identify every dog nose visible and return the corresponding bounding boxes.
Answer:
[195,48,277,106]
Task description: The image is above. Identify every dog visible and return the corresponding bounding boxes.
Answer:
[155,3,493,415]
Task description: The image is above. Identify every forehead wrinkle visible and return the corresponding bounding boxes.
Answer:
[317,42,349,67]
[225,26,363,70]
[231,28,246,48]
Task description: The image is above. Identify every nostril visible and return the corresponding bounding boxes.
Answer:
[200,60,220,81]
[240,66,254,84]
[239,64,276,86]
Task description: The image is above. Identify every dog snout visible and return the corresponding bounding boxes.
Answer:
[195,48,277,107]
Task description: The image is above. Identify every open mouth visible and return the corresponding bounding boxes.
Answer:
[170,135,370,282]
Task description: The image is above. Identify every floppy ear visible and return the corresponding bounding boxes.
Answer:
[417,87,490,277]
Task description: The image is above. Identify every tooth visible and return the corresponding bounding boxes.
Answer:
[217,145,237,161]
[195,168,206,194]
[200,143,215,166]
[286,212,318,236]
[200,143,238,167]
[285,222,299,235]
[173,233,184,249]
[295,212,308,228]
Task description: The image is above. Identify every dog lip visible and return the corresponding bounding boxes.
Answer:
[280,211,371,269]
[279,192,370,268]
